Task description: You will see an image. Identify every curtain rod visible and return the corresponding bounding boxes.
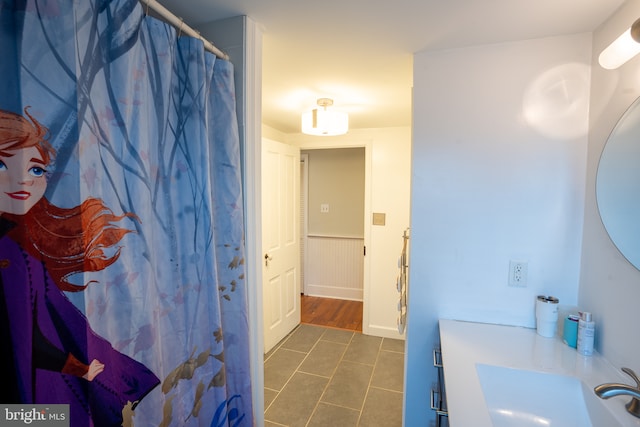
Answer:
[139,0,230,60]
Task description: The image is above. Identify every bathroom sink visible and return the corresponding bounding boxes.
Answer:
[476,364,622,427]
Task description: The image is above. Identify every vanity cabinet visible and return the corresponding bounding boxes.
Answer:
[439,319,639,427]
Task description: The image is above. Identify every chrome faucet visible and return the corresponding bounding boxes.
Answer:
[595,367,640,418]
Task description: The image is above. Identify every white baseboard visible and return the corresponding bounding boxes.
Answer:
[364,323,406,340]
[305,284,363,301]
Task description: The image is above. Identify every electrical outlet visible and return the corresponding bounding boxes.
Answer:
[508,260,528,287]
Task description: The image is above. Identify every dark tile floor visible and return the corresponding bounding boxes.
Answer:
[264,324,405,427]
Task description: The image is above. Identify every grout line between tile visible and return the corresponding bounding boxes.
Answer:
[303,328,355,427]
[355,336,385,425]
[264,327,308,414]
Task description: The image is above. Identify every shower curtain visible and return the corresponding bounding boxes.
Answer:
[0,0,252,426]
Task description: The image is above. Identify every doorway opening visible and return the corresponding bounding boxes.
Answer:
[299,148,365,332]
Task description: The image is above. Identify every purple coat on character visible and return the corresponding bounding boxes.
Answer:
[0,219,159,426]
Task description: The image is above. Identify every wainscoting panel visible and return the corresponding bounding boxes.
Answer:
[305,235,364,300]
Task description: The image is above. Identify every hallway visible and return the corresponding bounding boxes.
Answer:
[264,324,404,426]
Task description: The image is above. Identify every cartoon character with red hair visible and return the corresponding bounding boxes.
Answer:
[0,108,159,426]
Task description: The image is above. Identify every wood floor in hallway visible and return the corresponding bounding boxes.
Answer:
[300,294,363,332]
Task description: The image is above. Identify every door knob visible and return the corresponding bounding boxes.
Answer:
[264,253,273,266]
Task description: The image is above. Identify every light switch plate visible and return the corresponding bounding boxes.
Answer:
[373,212,386,226]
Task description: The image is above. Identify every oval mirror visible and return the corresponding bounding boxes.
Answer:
[596,95,640,270]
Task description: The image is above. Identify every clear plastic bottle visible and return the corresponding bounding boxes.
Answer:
[577,312,595,356]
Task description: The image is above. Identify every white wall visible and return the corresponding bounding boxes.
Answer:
[406,33,592,426]
[291,127,412,338]
[580,0,640,372]
[366,128,412,337]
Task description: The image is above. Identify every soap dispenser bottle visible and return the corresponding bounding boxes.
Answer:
[577,312,595,356]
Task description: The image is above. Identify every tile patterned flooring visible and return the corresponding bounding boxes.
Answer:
[264,324,405,427]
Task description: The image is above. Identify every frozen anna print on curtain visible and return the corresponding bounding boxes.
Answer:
[0,0,253,426]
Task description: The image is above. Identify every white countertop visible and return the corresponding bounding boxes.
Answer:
[439,319,640,427]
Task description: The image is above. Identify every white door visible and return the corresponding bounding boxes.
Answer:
[262,138,300,353]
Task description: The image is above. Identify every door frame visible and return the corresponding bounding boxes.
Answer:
[300,153,309,295]
[241,17,265,424]
[295,138,373,334]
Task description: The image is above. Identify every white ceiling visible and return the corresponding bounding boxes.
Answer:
[157,0,625,134]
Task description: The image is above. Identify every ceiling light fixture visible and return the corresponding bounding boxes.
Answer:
[301,98,349,136]
[599,18,640,70]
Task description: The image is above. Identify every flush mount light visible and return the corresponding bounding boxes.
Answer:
[301,98,349,136]
[599,17,640,70]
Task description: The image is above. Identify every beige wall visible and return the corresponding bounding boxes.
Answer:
[303,148,365,237]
